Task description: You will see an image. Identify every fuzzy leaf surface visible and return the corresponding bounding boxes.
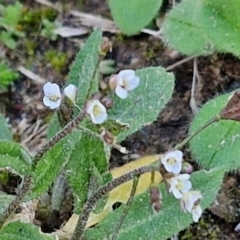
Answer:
[162,0,240,56]
[108,67,174,142]
[67,29,102,110]
[109,0,163,35]
[189,91,240,171]
[0,221,55,240]
[66,132,109,213]
[85,168,224,239]
[0,141,31,175]
[29,130,81,199]
[0,113,12,140]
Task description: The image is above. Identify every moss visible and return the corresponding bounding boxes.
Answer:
[44,50,69,72]
[19,7,58,33]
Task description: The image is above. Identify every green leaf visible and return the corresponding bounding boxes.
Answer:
[0,113,12,140]
[0,221,55,240]
[29,130,81,199]
[162,0,213,55]
[66,132,110,213]
[109,0,163,35]
[0,191,14,215]
[162,0,240,56]
[67,29,102,110]
[0,61,18,87]
[189,91,240,171]
[201,0,240,56]
[85,168,224,240]
[108,67,175,142]
[0,141,31,175]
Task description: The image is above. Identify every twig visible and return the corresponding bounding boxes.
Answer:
[166,55,197,71]
[111,176,139,240]
[71,165,158,240]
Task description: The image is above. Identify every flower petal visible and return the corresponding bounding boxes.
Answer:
[86,100,108,124]
[125,76,140,90]
[92,111,108,124]
[43,82,53,96]
[118,69,135,79]
[115,85,128,99]
[171,162,182,174]
[192,205,202,222]
[172,187,183,199]
[181,180,192,193]
[64,84,77,103]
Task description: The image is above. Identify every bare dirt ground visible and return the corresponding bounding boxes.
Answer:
[2,0,240,239]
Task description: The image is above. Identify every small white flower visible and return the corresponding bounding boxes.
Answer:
[43,82,62,109]
[180,191,203,222]
[86,99,108,124]
[161,150,183,174]
[167,174,192,199]
[64,84,77,106]
[110,69,140,99]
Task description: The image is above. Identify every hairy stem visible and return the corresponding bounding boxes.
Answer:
[111,176,139,240]
[33,110,86,168]
[71,165,158,240]
[0,175,31,227]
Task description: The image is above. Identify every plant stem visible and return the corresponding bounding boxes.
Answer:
[111,176,139,240]
[174,115,220,150]
[71,165,158,240]
[32,110,86,168]
[0,175,31,227]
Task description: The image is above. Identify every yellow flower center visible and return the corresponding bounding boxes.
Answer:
[167,158,176,165]
[176,180,183,190]
[50,95,60,102]
[93,105,101,116]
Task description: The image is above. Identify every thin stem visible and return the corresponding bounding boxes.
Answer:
[111,176,139,240]
[166,55,197,71]
[71,165,158,240]
[32,110,86,168]
[174,115,220,150]
[0,175,32,227]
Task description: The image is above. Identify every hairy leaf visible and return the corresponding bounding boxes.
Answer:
[0,221,55,240]
[85,168,224,239]
[66,132,109,213]
[0,141,31,175]
[109,0,163,35]
[189,91,240,171]
[0,113,12,140]
[29,130,81,199]
[108,67,174,142]
[67,29,102,110]
[0,191,14,215]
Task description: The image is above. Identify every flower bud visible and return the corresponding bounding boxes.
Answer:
[182,162,193,174]
[100,129,115,144]
[150,185,162,213]
[91,92,103,100]
[100,37,112,55]
[101,96,113,109]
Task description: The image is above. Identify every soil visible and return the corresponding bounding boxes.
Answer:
[1,0,240,239]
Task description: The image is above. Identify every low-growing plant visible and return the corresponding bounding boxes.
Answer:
[0,2,25,49]
[0,29,239,240]
[0,61,19,90]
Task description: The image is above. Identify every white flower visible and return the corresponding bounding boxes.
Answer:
[86,99,108,124]
[43,82,62,109]
[180,191,203,222]
[167,174,192,199]
[161,150,183,174]
[110,69,140,99]
[64,84,77,106]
